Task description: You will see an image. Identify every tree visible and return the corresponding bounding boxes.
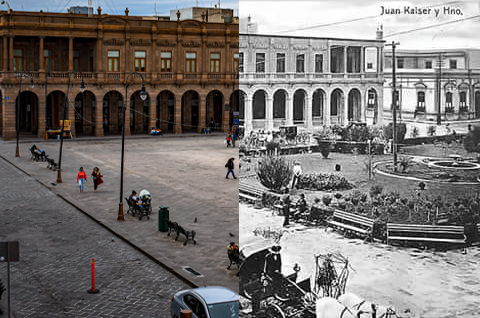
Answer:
[464,125,480,153]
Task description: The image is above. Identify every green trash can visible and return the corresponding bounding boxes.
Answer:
[158,206,169,232]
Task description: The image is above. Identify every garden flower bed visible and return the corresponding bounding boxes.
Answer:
[297,173,354,191]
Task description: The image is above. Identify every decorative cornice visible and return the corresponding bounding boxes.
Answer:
[230,42,239,48]
[130,39,151,46]
[292,45,308,50]
[273,44,288,50]
[103,18,124,25]
[207,41,225,48]
[182,41,201,47]
[239,42,248,48]
[104,38,124,45]
[157,40,177,47]
[312,46,327,51]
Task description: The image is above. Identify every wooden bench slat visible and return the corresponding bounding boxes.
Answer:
[328,220,369,234]
[388,236,465,244]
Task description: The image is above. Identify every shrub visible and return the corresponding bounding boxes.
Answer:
[383,123,407,143]
[318,141,332,159]
[297,173,354,191]
[464,125,480,153]
[369,184,383,198]
[399,157,413,173]
[257,156,292,192]
[322,195,332,206]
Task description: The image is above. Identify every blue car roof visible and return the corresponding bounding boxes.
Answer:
[192,286,238,304]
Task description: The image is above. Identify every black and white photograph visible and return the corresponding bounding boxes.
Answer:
[238,1,480,317]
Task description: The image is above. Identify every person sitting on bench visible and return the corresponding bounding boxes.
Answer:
[129,190,142,208]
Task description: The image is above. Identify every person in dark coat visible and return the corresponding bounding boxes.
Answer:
[225,158,237,179]
[282,189,290,227]
[91,167,104,192]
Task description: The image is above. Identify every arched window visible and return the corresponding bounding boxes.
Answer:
[417,91,425,111]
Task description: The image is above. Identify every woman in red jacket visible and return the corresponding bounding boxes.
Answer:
[76,167,87,193]
[91,167,104,192]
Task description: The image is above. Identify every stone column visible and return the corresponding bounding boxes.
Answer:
[37,94,46,139]
[344,46,347,74]
[202,36,207,80]
[39,37,44,71]
[324,91,331,126]
[125,37,130,73]
[377,87,384,126]
[245,96,252,133]
[149,95,156,130]
[176,38,182,80]
[68,91,76,137]
[124,93,131,136]
[151,39,157,80]
[286,96,293,126]
[2,90,16,140]
[173,95,182,134]
[3,36,7,71]
[198,93,206,132]
[9,36,14,72]
[68,37,74,71]
[343,91,348,126]
[266,95,273,132]
[306,92,313,130]
[96,37,103,72]
[94,91,104,137]
[360,46,365,73]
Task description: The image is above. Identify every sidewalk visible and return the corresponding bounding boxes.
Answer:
[0,133,239,292]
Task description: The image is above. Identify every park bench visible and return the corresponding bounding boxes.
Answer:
[327,210,374,238]
[273,197,299,216]
[386,223,466,247]
[124,197,151,220]
[239,182,264,203]
[164,219,196,246]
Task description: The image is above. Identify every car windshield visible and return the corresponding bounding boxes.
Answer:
[206,301,239,317]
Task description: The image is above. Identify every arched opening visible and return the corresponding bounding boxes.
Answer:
[16,91,39,134]
[348,89,362,122]
[293,89,306,124]
[157,90,175,132]
[230,90,240,129]
[181,90,200,132]
[102,91,123,134]
[74,91,96,135]
[273,90,287,119]
[130,90,151,133]
[330,89,344,125]
[253,90,266,119]
[206,90,224,130]
[239,90,246,125]
[312,89,325,126]
[46,91,66,130]
[367,88,378,124]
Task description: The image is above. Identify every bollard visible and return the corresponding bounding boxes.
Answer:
[180,309,192,318]
[87,258,99,294]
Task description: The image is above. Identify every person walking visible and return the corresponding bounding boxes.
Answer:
[91,167,104,192]
[226,133,232,147]
[225,157,237,179]
[77,167,87,193]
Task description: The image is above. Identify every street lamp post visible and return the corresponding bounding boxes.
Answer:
[57,72,85,183]
[118,72,147,221]
[16,72,34,157]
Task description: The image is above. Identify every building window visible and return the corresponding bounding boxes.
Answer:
[397,58,404,69]
[459,91,468,112]
[445,92,454,112]
[367,89,377,108]
[107,50,120,72]
[134,51,146,72]
[44,50,52,74]
[73,50,80,72]
[417,91,425,110]
[13,49,24,72]
[256,53,265,73]
[449,59,457,69]
[239,52,244,73]
[425,61,432,69]
[315,54,323,73]
[233,53,239,74]
[161,52,172,72]
[186,52,197,73]
[276,53,285,73]
[296,54,305,73]
[210,53,220,73]
[367,63,373,70]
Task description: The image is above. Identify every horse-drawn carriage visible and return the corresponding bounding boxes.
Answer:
[239,246,316,318]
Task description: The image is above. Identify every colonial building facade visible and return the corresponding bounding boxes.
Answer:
[383,49,480,123]
[0,7,239,140]
[238,31,385,133]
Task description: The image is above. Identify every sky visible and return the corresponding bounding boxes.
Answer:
[239,0,480,49]
[4,0,239,17]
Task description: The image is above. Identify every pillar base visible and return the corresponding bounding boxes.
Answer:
[15,146,20,157]
[118,202,125,221]
[57,169,62,183]
[87,289,100,294]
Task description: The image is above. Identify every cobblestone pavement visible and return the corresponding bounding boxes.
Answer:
[0,134,239,294]
[0,156,190,317]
